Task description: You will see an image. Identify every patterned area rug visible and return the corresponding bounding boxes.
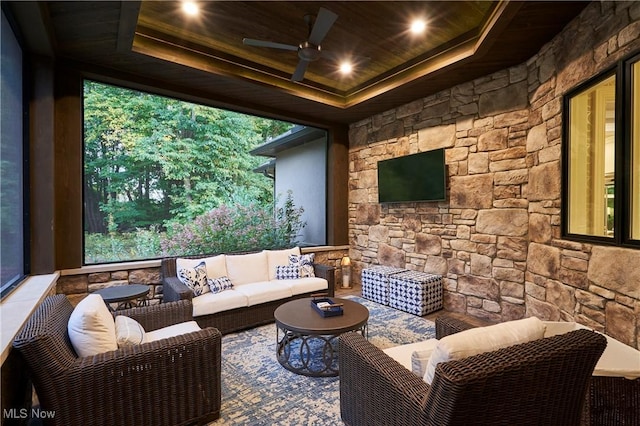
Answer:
[211,296,435,425]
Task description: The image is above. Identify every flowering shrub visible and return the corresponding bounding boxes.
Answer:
[161,192,305,256]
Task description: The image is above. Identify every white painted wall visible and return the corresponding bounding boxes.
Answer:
[274,137,326,246]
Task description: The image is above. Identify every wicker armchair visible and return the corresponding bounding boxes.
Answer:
[339,327,606,426]
[13,295,222,426]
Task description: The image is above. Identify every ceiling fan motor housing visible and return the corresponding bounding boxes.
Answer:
[298,41,322,62]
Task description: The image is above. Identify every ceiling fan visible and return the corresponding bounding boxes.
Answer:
[242,7,338,82]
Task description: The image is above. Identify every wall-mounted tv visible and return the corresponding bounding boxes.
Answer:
[377,148,446,203]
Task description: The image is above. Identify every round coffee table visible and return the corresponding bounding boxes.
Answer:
[94,284,150,311]
[274,297,369,377]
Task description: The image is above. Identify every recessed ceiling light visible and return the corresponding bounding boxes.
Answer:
[410,19,427,34]
[339,62,353,74]
[182,1,199,16]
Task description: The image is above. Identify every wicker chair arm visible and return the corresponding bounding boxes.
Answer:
[113,299,193,331]
[313,263,335,297]
[162,276,194,303]
[434,315,480,339]
[426,329,607,426]
[61,328,222,426]
[339,332,431,426]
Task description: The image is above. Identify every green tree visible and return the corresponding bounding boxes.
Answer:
[83,80,295,261]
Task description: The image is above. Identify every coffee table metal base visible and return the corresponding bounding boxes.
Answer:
[276,325,367,377]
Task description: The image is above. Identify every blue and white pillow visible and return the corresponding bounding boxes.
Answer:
[289,253,315,278]
[276,265,300,280]
[178,261,210,296]
[208,276,234,293]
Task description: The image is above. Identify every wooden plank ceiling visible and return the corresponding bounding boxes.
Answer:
[21,1,590,125]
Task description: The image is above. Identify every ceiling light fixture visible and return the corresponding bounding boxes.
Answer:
[410,19,427,34]
[339,62,353,75]
[182,1,199,16]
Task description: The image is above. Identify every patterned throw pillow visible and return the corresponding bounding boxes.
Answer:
[177,261,210,296]
[289,253,315,278]
[208,276,234,293]
[275,265,301,280]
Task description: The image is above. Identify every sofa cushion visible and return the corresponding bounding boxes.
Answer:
[68,294,118,357]
[287,277,328,296]
[176,255,227,279]
[424,316,546,384]
[177,260,210,296]
[233,281,293,306]
[383,339,439,376]
[289,253,315,277]
[266,247,301,280]
[145,321,201,343]
[192,290,248,317]
[204,254,228,279]
[226,251,269,285]
[276,265,301,280]
[114,315,146,347]
[208,276,234,293]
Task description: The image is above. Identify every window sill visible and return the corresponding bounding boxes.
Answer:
[0,273,59,365]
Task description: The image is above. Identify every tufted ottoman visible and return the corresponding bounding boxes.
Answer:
[361,265,407,305]
[388,270,443,316]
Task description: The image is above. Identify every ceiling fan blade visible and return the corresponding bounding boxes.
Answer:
[292,60,310,82]
[242,38,298,51]
[308,7,338,46]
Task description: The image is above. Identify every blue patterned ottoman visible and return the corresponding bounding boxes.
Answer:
[361,266,407,305]
[388,271,443,316]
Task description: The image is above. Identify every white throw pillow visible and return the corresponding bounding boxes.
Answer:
[424,316,546,384]
[68,294,118,357]
[412,348,436,378]
[114,315,146,347]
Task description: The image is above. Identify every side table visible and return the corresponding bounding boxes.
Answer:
[94,284,150,311]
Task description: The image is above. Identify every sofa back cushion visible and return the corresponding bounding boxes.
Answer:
[424,316,546,384]
[225,251,269,285]
[176,255,228,280]
[68,294,118,357]
[265,247,301,280]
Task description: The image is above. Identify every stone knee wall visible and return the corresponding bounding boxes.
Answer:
[57,268,163,307]
[348,1,640,349]
[55,248,349,306]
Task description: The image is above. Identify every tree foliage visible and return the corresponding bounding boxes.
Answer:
[83,80,296,262]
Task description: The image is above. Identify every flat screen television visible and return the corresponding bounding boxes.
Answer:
[377,148,446,203]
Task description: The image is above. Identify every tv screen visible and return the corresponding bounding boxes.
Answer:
[377,149,446,203]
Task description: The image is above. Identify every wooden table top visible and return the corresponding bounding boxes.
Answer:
[274,297,369,335]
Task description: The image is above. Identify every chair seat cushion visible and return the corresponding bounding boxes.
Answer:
[145,321,201,342]
[424,316,546,384]
[383,338,439,376]
[67,294,118,357]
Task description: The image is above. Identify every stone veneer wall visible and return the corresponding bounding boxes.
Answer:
[56,248,348,307]
[348,2,640,349]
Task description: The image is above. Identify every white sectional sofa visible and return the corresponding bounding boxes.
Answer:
[161,247,335,334]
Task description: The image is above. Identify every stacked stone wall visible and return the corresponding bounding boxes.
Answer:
[348,1,640,349]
